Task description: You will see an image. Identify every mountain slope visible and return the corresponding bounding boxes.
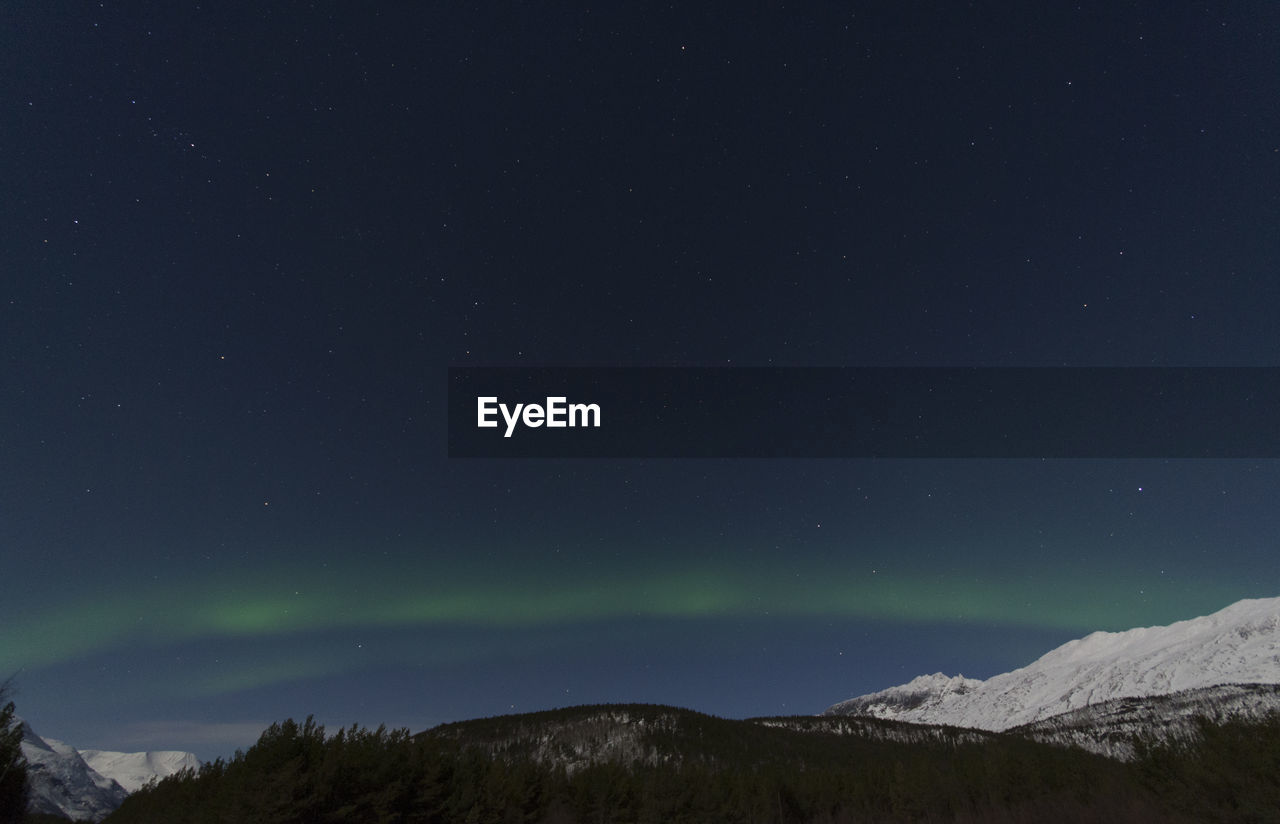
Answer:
[18,718,199,821]
[825,596,1280,731]
[1012,682,1280,760]
[19,719,128,822]
[79,749,201,793]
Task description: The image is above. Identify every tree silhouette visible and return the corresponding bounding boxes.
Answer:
[0,677,29,822]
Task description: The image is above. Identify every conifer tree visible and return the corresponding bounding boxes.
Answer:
[0,679,29,823]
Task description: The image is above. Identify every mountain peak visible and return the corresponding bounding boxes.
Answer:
[17,718,199,821]
[826,596,1280,730]
[18,718,128,822]
[79,748,202,794]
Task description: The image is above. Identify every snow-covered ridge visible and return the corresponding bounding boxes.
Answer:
[19,719,128,822]
[826,596,1280,731]
[1012,682,1280,761]
[18,717,199,821]
[79,748,201,793]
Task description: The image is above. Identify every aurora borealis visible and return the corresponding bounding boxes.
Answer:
[7,457,1279,756]
[4,3,1280,758]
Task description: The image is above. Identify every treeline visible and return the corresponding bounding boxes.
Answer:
[1130,714,1280,823]
[101,705,1280,824]
[1,690,29,823]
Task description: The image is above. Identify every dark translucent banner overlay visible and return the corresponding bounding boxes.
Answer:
[447,367,1280,458]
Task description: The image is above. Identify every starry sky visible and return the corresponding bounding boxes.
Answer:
[3,2,1280,760]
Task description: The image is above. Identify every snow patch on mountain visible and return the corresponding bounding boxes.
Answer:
[826,596,1280,731]
[17,718,200,820]
[79,748,201,793]
[1011,682,1280,760]
[18,719,128,821]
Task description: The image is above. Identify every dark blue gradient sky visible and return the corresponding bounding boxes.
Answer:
[3,2,1279,759]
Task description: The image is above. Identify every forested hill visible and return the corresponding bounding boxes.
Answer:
[103,703,1280,824]
[416,703,1005,773]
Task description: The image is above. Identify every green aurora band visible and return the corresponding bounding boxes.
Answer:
[1,555,1246,681]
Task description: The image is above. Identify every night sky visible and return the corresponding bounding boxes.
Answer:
[3,2,1280,760]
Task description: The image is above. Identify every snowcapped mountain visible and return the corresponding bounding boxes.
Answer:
[1011,682,1280,760]
[825,596,1280,732]
[19,719,128,821]
[79,748,201,793]
[18,718,199,821]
